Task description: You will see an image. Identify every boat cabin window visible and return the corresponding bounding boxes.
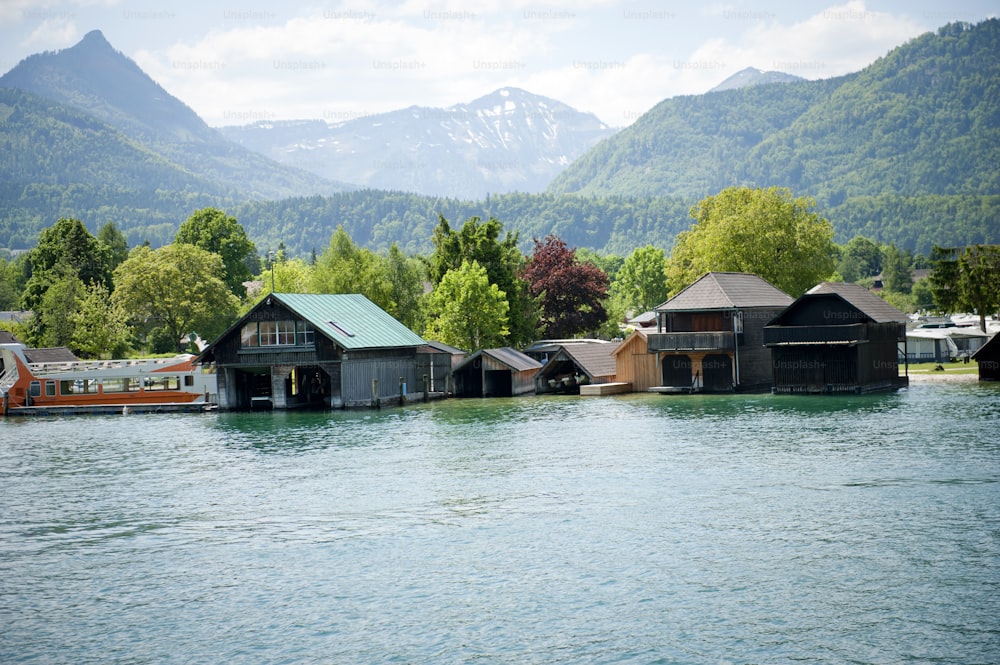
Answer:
[240,320,315,348]
[45,381,56,397]
[102,377,141,393]
[60,379,96,395]
[29,380,41,397]
[145,376,181,391]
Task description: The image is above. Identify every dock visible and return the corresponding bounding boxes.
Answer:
[580,382,632,396]
[5,402,216,417]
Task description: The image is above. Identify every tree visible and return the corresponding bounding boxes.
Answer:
[97,221,130,273]
[424,260,509,351]
[929,244,1000,332]
[113,244,240,353]
[175,208,258,297]
[610,245,669,314]
[23,267,84,349]
[22,218,112,311]
[666,187,836,297]
[70,282,132,359]
[522,235,610,339]
[428,215,537,345]
[838,236,883,283]
[309,226,393,310]
[957,245,1000,333]
[881,244,913,294]
[385,243,425,332]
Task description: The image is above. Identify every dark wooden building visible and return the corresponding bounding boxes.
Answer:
[648,272,794,393]
[198,293,428,410]
[764,282,908,394]
[451,347,541,397]
[971,333,1000,381]
[526,340,620,394]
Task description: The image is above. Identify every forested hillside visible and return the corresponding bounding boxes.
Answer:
[550,20,999,204]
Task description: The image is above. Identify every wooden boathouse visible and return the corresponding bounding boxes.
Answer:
[648,272,794,393]
[198,293,431,410]
[971,333,1000,381]
[526,340,620,395]
[451,347,541,397]
[764,282,909,394]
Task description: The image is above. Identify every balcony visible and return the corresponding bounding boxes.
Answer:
[647,331,735,353]
[763,324,867,346]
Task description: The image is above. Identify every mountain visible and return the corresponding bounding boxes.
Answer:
[708,67,805,93]
[217,87,616,199]
[0,30,348,200]
[550,20,999,207]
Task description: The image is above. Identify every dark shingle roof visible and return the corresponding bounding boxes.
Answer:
[657,272,793,311]
[22,347,79,364]
[806,282,907,323]
[558,341,621,378]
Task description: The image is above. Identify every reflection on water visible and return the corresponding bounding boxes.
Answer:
[1,382,998,664]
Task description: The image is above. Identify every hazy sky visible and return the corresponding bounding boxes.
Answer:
[1,0,994,128]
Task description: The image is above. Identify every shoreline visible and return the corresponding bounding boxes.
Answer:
[905,371,978,382]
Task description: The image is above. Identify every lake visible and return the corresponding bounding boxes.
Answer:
[1,382,998,664]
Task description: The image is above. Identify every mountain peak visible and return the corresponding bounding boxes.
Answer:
[78,29,112,48]
[708,67,805,93]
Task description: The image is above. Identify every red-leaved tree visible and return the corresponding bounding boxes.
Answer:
[522,235,610,339]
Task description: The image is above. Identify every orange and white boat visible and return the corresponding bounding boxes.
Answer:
[1,342,217,416]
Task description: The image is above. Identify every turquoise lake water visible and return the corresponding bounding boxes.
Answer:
[1,382,998,664]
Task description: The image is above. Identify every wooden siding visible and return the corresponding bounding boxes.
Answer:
[341,350,420,407]
[614,334,659,392]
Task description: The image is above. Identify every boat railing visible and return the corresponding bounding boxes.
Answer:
[0,365,18,394]
[27,355,193,375]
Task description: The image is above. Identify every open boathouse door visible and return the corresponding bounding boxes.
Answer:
[227,365,333,410]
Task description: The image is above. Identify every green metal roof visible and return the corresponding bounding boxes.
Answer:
[274,293,425,350]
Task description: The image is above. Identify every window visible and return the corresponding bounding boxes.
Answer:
[29,381,41,397]
[60,379,96,395]
[102,377,141,393]
[241,323,259,347]
[240,320,315,348]
[145,376,180,391]
[45,381,56,397]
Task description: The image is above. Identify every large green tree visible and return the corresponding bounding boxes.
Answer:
[310,226,393,310]
[113,244,240,352]
[97,221,130,273]
[70,282,132,359]
[610,244,669,314]
[428,215,536,346]
[666,187,836,297]
[22,218,112,311]
[929,244,1000,332]
[838,236,883,283]
[522,235,610,339]
[424,260,509,351]
[175,207,258,297]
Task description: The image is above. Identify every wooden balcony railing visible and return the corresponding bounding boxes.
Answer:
[647,331,735,353]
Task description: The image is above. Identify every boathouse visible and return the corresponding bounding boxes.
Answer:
[764,282,908,394]
[612,329,658,392]
[451,347,541,397]
[198,293,429,410]
[971,333,1000,381]
[648,272,794,393]
[526,340,620,394]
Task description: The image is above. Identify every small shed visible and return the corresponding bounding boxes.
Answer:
[971,334,1000,381]
[529,340,620,394]
[451,347,541,397]
[612,330,658,392]
[417,340,466,394]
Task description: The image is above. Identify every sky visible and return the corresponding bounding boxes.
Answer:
[0,0,995,128]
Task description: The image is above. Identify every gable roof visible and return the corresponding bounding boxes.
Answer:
[804,282,907,323]
[453,347,542,373]
[656,272,793,311]
[550,341,620,379]
[275,293,425,350]
[971,333,1000,360]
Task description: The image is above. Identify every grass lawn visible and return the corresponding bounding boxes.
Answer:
[907,360,979,374]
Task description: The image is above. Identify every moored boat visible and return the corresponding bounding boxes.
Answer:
[1,342,216,416]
